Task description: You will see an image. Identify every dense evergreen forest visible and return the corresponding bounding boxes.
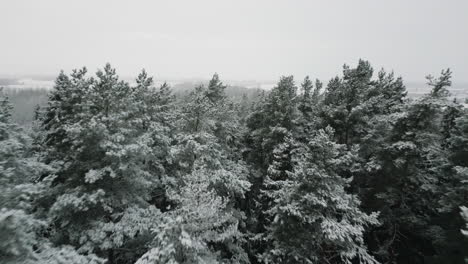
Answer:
[0,84,262,127]
[2,60,468,264]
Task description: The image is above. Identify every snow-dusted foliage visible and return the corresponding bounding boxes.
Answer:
[0,90,103,264]
[137,170,248,264]
[261,128,379,264]
[37,65,173,261]
[3,61,468,264]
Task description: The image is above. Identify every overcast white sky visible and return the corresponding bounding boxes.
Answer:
[1,0,467,83]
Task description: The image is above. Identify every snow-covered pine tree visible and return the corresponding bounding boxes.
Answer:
[261,127,379,264]
[321,60,375,147]
[0,90,103,264]
[154,73,251,263]
[320,60,406,149]
[298,76,313,117]
[245,76,298,171]
[41,68,90,163]
[359,69,466,262]
[0,90,45,263]
[243,76,304,262]
[131,69,175,211]
[443,107,468,216]
[315,62,414,261]
[39,64,169,263]
[137,169,249,264]
[206,73,227,104]
[297,76,324,141]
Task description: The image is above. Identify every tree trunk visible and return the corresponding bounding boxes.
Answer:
[108,249,114,264]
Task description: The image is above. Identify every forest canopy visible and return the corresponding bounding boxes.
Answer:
[1,60,468,264]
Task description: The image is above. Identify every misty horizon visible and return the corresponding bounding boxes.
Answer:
[1,0,468,83]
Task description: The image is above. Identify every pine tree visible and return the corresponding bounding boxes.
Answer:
[0,90,43,263]
[245,75,376,263]
[0,90,102,264]
[206,73,227,104]
[297,76,324,141]
[245,76,298,171]
[442,109,468,214]
[39,64,168,262]
[137,169,249,264]
[41,68,90,163]
[321,60,406,148]
[359,69,465,262]
[165,73,251,262]
[321,60,374,147]
[261,128,379,264]
[298,76,313,116]
[372,70,407,114]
